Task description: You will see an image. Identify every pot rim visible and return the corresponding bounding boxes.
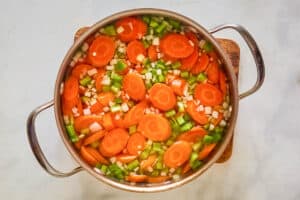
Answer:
[54,8,238,192]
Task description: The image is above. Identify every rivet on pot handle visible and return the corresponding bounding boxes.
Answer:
[27,100,83,177]
[209,24,265,99]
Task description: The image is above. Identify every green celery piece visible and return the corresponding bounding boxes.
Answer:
[114,60,127,72]
[129,125,137,134]
[192,141,203,152]
[110,104,121,112]
[180,122,193,132]
[203,135,214,144]
[155,161,163,170]
[155,21,169,33]
[157,74,165,82]
[151,170,159,176]
[108,164,124,180]
[180,71,189,78]
[215,127,224,134]
[79,76,92,86]
[152,142,163,153]
[168,18,181,30]
[100,165,108,174]
[102,24,116,36]
[114,97,122,104]
[197,73,207,82]
[191,160,203,170]
[165,109,176,118]
[189,152,199,165]
[102,85,111,92]
[171,61,181,69]
[142,39,150,48]
[183,114,191,121]
[203,41,213,52]
[65,124,79,142]
[176,115,186,126]
[110,71,123,82]
[166,139,174,146]
[150,19,159,28]
[188,75,197,85]
[212,132,222,143]
[203,123,210,130]
[142,15,150,24]
[127,160,139,171]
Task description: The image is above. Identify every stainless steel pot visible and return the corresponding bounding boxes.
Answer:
[27,8,265,192]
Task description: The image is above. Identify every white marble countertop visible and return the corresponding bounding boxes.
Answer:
[1,0,299,199]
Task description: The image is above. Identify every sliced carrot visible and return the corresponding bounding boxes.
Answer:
[191,53,209,75]
[62,98,75,116]
[182,162,191,174]
[102,112,115,130]
[99,128,129,157]
[80,146,108,165]
[115,17,147,42]
[140,154,157,170]
[94,69,105,91]
[74,115,103,132]
[198,143,216,160]
[194,83,223,106]
[76,98,83,116]
[180,48,198,71]
[149,83,176,111]
[116,154,137,164]
[162,53,178,63]
[208,51,218,61]
[126,174,147,183]
[165,73,177,84]
[71,64,94,79]
[83,130,106,146]
[160,33,194,58]
[219,70,227,96]
[90,101,104,114]
[126,133,146,155]
[74,139,83,150]
[146,176,171,183]
[185,31,199,45]
[126,40,146,64]
[169,78,187,96]
[177,127,207,143]
[186,101,208,125]
[211,112,224,126]
[63,76,79,104]
[206,61,220,83]
[97,92,115,106]
[138,114,171,141]
[148,45,158,61]
[123,101,147,127]
[88,35,116,67]
[163,141,192,168]
[112,113,126,128]
[123,73,146,101]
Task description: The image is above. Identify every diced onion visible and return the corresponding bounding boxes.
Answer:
[117,26,124,33]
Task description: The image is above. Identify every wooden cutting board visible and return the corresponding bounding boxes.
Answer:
[74,28,240,163]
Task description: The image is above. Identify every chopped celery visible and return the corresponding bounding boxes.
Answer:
[176,115,186,126]
[192,141,203,152]
[203,41,213,52]
[154,160,163,170]
[110,71,123,82]
[129,125,137,134]
[203,135,214,144]
[170,118,181,133]
[157,74,165,82]
[168,18,181,30]
[180,122,193,132]
[65,124,79,142]
[100,165,108,174]
[114,97,122,104]
[203,123,210,130]
[142,15,151,24]
[189,152,199,165]
[171,61,181,69]
[177,102,185,112]
[90,141,99,148]
[146,82,152,89]
[166,139,174,146]
[215,127,224,134]
[142,39,150,48]
[150,20,159,28]
[127,160,139,171]
[108,164,124,179]
[212,132,222,143]
[183,114,191,121]
[180,71,189,78]
[140,148,151,160]
[188,75,197,85]
[81,96,90,104]
[155,21,169,33]
[165,109,176,118]
[151,170,159,176]
[102,24,116,36]
[110,104,121,112]
[79,76,92,86]
[152,142,163,153]
[197,73,207,82]
[114,60,127,72]
[191,160,202,170]
[111,82,122,93]
[175,167,182,175]
[102,85,111,92]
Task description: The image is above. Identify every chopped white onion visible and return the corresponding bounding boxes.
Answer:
[106,65,114,70]
[103,106,109,112]
[196,105,204,112]
[152,37,160,45]
[83,108,91,115]
[209,124,215,131]
[204,106,212,114]
[87,68,97,76]
[220,120,227,127]
[136,54,145,62]
[89,122,102,132]
[121,103,129,112]
[212,111,219,119]
[116,26,124,33]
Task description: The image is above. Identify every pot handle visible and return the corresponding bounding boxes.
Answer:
[209,24,265,99]
[27,100,83,177]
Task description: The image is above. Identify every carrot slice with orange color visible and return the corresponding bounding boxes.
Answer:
[186,101,208,125]
[83,130,106,146]
[206,61,220,83]
[126,133,146,155]
[185,31,199,45]
[115,17,147,42]
[74,139,83,150]
[219,70,227,96]
[126,40,146,64]
[140,154,157,170]
[74,115,103,132]
[160,33,194,58]
[116,154,137,164]
[194,83,223,106]
[88,35,116,67]
[180,48,198,71]
[123,101,147,127]
[102,112,115,130]
[99,128,129,157]
[138,114,171,141]
[126,174,147,183]
[163,141,192,168]
[149,83,176,111]
[177,127,207,143]
[191,53,209,75]
[63,76,79,104]
[182,162,191,174]
[80,146,108,165]
[97,92,115,106]
[146,176,171,183]
[71,64,94,79]
[90,101,104,114]
[123,73,146,101]
[198,143,216,160]
[94,69,105,91]
[169,78,187,96]
[148,45,158,61]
